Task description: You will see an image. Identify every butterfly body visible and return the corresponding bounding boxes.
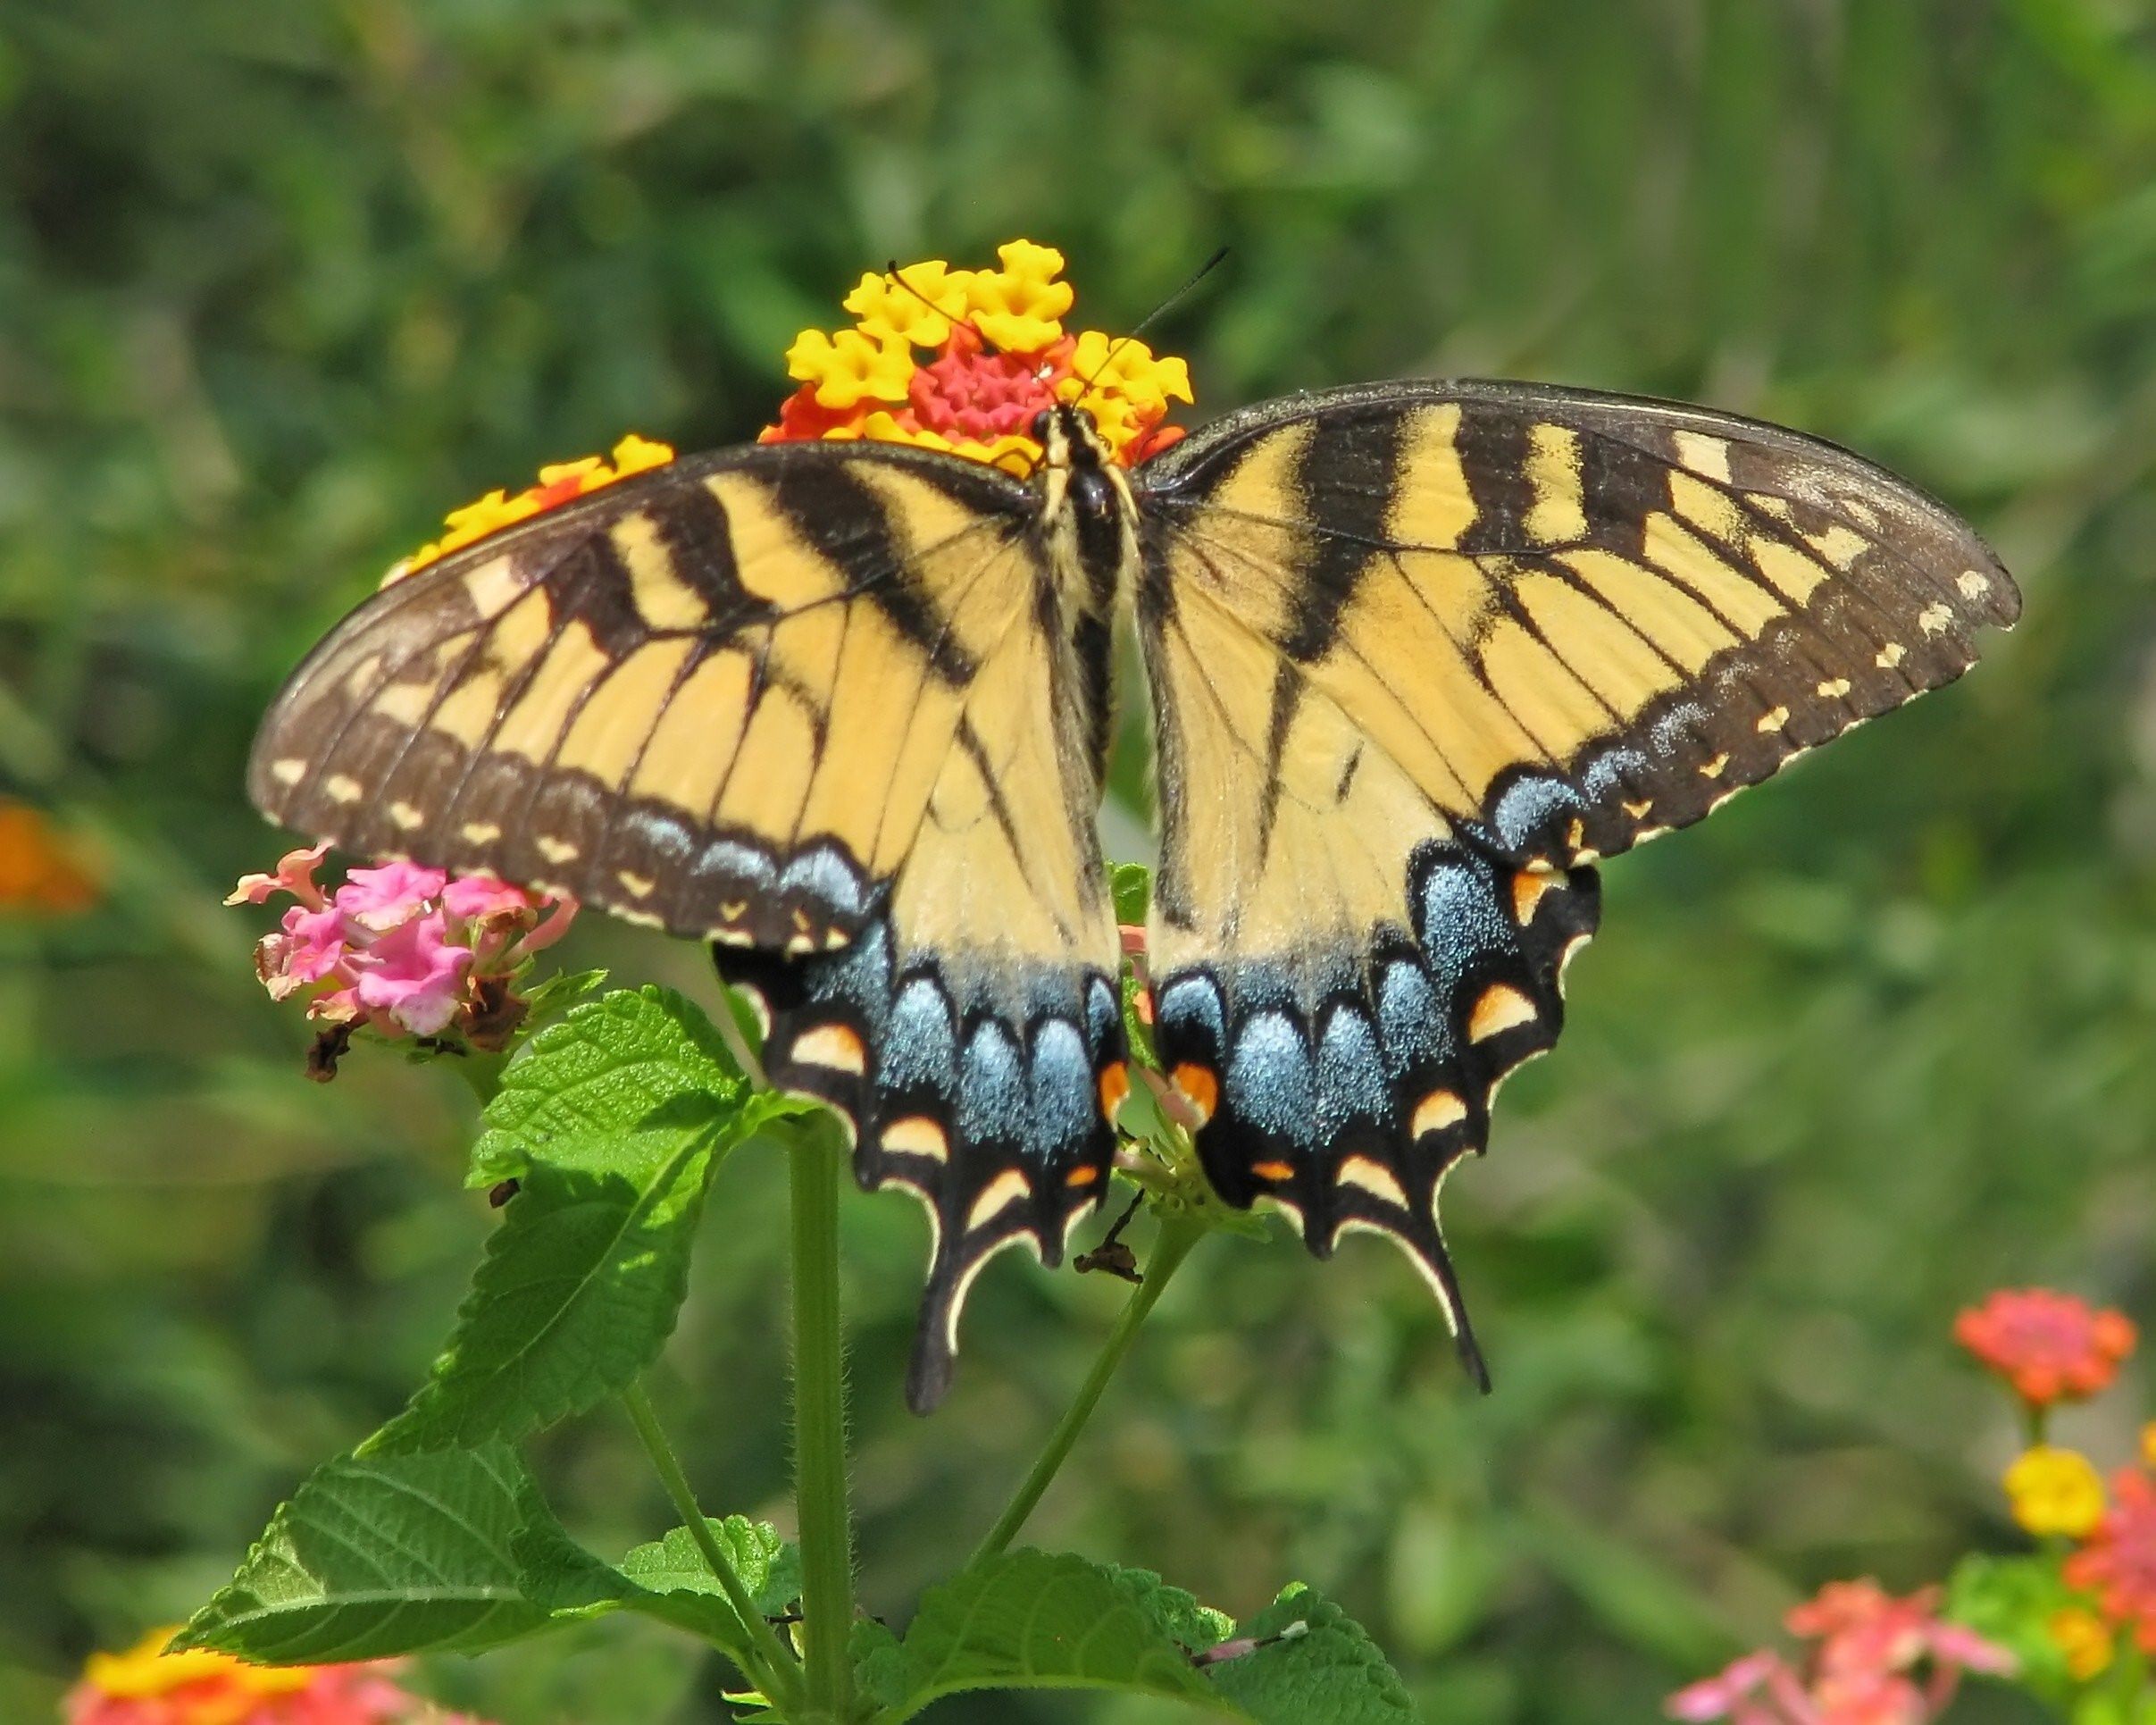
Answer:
[250,377,2017,1410]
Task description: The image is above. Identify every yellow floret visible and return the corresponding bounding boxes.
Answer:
[611,432,676,476]
[1063,330,1196,417]
[844,262,972,347]
[962,239,1074,351]
[786,325,916,409]
[81,1627,313,1699]
[2005,1444,2107,1537]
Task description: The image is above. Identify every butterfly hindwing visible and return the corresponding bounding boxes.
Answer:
[1133,380,2017,1356]
[248,440,1123,1410]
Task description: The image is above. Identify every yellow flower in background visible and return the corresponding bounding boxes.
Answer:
[67,1624,494,1723]
[764,239,1193,475]
[2143,1421,2156,1470]
[2047,1606,2116,1680]
[2004,1444,2107,1537]
[78,1627,312,1701]
[389,433,676,582]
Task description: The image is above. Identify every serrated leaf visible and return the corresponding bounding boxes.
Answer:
[374,988,815,1453]
[622,1518,802,1618]
[871,1549,1226,1721]
[371,1109,728,1452]
[1205,1584,1418,1724]
[175,1444,553,1663]
[515,1514,798,1662]
[470,984,748,1187]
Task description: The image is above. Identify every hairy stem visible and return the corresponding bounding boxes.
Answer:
[972,1211,1206,1564]
[790,1114,856,1720]
[621,1380,804,1710]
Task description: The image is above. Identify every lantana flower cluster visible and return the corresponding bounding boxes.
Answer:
[1956,1288,2156,1675]
[230,846,574,1073]
[1668,1286,2156,1721]
[761,239,1194,475]
[1667,1580,2013,1724]
[65,1628,489,1725]
[385,433,675,584]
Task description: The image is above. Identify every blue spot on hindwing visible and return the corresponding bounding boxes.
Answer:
[1316,1006,1388,1138]
[1027,1017,1095,1154]
[1225,1009,1316,1147]
[879,975,956,1093]
[1376,959,1451,1077]
[957,1019,1027,1148]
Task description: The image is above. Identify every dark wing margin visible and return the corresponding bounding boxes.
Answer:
[247,438,1124,1412]
[1131,377,2018,1377]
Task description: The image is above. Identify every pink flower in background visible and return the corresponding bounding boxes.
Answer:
[64,1627,492,1724]
[1667,1580,2013,1724]
[1953,1288,2136,1408]
[230,845,577,1073]
[2066,1466,2156,1654]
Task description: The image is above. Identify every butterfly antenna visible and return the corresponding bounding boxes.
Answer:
[1074,245,1229,405]
[883,259,976,346]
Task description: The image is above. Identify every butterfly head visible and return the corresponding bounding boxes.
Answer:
[1031,403,1137,606]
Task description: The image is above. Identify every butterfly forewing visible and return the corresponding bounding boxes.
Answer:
[1131,380,2017,1365]
[249,440,1125,1411]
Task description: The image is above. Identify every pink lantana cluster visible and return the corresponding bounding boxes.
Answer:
[65,1628,489,1725]
[229,846,573,1074]
[1667,1580,2014,1725]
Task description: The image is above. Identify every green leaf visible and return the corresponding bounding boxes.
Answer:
[1204,1584,1419,1724]
[1109,861,1152,925]
[175,1444,554,1663]
[515,1514,798,1662]
[1943,1552,2078,1706]
[470,984,748,1187]
[869,1549,1226,1721]
[371,1111,726,1452]
[374,987,813,1452]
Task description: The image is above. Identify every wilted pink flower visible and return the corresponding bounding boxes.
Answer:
[1668,1581,2013,1724]
[231,850,576,1074]
[224,843,330,910]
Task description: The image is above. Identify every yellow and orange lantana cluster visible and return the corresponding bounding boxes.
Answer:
[386,433,676,584]
[65,1626,483,1725]
[373,242,1185,587]
[762,239,1194,475]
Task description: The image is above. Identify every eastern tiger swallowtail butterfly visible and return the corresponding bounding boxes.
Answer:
[248,376,2018,1411]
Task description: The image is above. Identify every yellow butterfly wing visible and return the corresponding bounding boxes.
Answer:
[1132,381,2018,1377]
[249,442,1122,1410]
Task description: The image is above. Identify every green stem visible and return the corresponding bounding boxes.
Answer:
[790,1115,856,1721]
[972,1212,1206,1564]
[622,1381,804,1712]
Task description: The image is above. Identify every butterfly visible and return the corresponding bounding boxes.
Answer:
[248,378,2018,1411]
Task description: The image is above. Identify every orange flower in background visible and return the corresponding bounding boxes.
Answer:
[384,432,675,584]
[0,798,99,916]
[64,1626,489,1724]
[2066,1467,2156,1654]
[1954,1288,2135,1408]
[2046,1606,2116,1681]
[763,239,1194,475]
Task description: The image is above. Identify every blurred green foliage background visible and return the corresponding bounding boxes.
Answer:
[4,1,2155,1719]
